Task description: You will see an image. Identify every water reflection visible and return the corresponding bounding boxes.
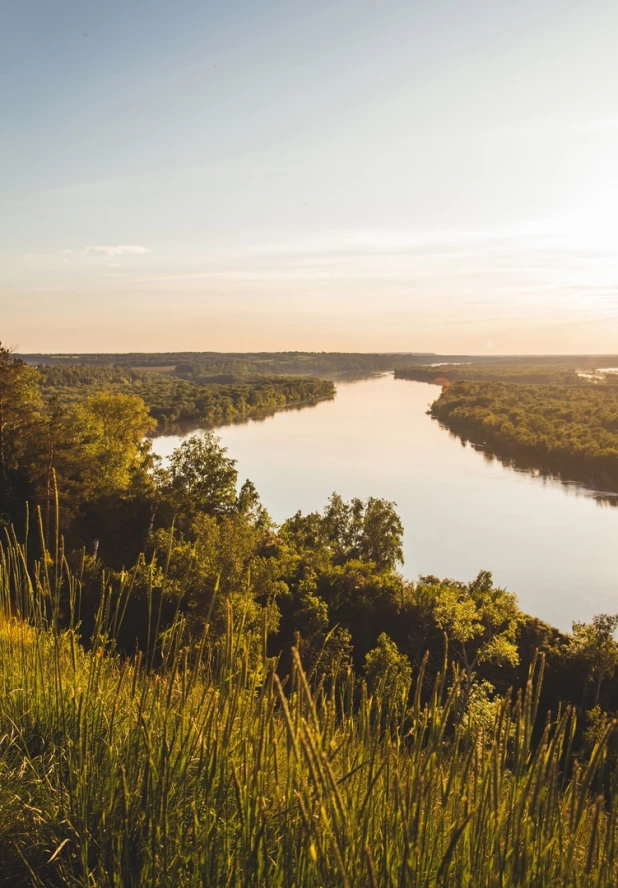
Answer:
[439,424,618,507]
[150,396,329,440]
[151,374,618,631]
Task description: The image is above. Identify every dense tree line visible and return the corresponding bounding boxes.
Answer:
[37,363,335,426]
[24,350,618,379]
[24,350,437,379]
[171,353,420,381]
[396,362,586,385]
[431,381,618,491]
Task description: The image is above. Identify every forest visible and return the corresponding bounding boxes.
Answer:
[31,349,618,379]
[23,350,436,379]
[36,363,335,426]
[396,362,587,385]
[3,344,618,884]
[431,380,618,491]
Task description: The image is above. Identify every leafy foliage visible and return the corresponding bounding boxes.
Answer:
[282,493,404,571]
[25,349,434,379]
[364,631,413,701]
[431,380,618,489]
[0,344,42,517]
[572,614,618,705]
[36,363,336,426]
[396,362,585,385]
[165,433,239,522]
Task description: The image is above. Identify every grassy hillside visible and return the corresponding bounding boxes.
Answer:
[3,343,618,884]
[1,542,617,887]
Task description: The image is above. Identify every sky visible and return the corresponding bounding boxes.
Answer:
[2,0,618,355]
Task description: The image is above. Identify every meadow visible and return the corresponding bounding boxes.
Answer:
[1,532,617,887]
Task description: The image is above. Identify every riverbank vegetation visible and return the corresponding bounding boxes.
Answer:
[24,350,434,380]
[22,350,618,379]
[396,363,585,385]
[4,344,618,883]
[37,363,335,426]
[430,381,618,491]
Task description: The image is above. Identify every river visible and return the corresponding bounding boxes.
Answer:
[151,374,618,631]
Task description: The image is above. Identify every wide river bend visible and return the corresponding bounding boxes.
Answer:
[151,374,618,632]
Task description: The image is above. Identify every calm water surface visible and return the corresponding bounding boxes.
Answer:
[151,375,618,631]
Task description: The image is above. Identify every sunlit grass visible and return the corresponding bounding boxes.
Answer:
[0,532,617,886]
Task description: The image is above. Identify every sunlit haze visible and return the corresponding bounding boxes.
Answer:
[3,0,618,353]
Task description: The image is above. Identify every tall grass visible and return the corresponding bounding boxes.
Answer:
[0,530,617,886]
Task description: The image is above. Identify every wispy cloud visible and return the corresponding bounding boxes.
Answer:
[110,216,618,326]
[60,245,151,258]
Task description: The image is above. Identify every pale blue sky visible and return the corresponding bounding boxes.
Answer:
[2,0,618,353]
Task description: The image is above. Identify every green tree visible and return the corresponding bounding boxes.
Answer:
[358,496,404,569]
[280,509,331,570]
[0,345,41,522]
[73,392,156,495]
[571,613,618,706]
[236,478,270,528]
[27,395,68,539]
[364,632,413,711]
[0,344,40,468]
[141,513,285,662]
[164,433,239,525]
[420,570,521,693]
[317,560,404,665]
[288,493,404,571]
[23,392,156,544]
